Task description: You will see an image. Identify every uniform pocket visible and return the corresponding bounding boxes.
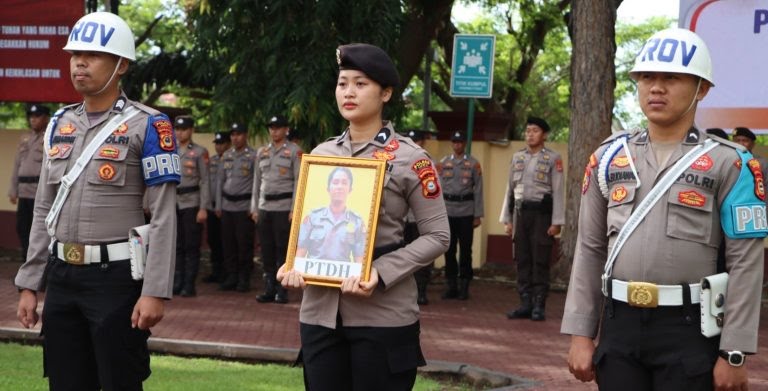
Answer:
[87,146,129,187]
[606,185,636,235]
[667,184,714,245]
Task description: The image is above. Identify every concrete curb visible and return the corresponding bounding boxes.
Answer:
[1,326,535,389]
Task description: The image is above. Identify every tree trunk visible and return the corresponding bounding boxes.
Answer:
[553,0,617,284]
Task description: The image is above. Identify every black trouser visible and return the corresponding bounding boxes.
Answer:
[514,208,554,297]
[404,222,431,285]
[221,210,255,277]
[175,207,203,285]
[594,300,719,390]
[206,209,224,278]
[445,215,474,280]
[299,319,425,391]
[16,197,34,260]
[42,259,150,391]
[258,210,291,275]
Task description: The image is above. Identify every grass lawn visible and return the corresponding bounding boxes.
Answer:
[0,342,466,390]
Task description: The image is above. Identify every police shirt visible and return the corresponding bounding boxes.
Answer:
[499,147,565,225]
[251,141,302,212]
[300,123,450,329]
[8,129,44,200]
[208,153,223,210]
[437,154,484,218]
[561,128,766,353]
[15,94,181,298]
[297,207,366,262]
[177,142,210,210]
[216,145,256,212]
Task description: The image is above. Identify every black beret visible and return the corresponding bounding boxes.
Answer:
[451,131,465,142]
[406,129,425,142]
[213,131,231,144]
[733,127,756,141]
[230,122,247,133]
[174,115,194,129]
[337,43,399,88]
[526,116,550,133]
[705,128,728,139]
[27,104,50,116]
[267,115,289,128]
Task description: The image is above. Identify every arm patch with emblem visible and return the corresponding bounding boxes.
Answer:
[721,150,768,239]
[412,158,441,199]
[142,114,181,186]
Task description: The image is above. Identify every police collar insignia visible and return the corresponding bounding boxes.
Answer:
[113,97,127,112]
[685,128,700,144]
[637,131,649,143]
[375,127,390,143]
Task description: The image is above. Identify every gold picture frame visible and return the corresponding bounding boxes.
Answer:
[285,155,386,288]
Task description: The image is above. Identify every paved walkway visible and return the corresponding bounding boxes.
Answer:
[2,259,768,390]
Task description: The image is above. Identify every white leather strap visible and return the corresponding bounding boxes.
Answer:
[611,279,701,305]
[56,242,131,264]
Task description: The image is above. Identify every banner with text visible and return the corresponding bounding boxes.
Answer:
[0,0,83,103]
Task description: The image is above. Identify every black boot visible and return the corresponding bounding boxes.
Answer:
[457,278,470,300]
[180,264,198,297]
[256,274,277,303]
[218,273,237,291]
[173,271,184,295]
[531,294,546,321]
[416,281,429,305]
[236,273,251,292]
[506,293,533,319]
[275,284,289,304]
[441,278,458,299]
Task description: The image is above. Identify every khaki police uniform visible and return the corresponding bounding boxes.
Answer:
[562,128,766,388]
[501,146,564,304]
[252,141,302,300]
[174,141,210,295]
[15,95,180,389]
[205,151,225,282]
[298,207,366,262]
[216,144,257,290]
[9,128,45,260]
[436,153,483,289]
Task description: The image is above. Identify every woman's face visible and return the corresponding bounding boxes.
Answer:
[335,69,392,124]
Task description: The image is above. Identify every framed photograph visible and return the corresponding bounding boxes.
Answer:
[285,155,386,288]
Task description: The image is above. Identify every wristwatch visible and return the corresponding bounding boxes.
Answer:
[719,350,745,367]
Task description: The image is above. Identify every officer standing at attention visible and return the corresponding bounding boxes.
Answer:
[9,104,49,261]
[252,114,303,304]
[203,131,231,283]
[732,127,768,185]
[437,131,483,300]
[564,28,766,390]
[15,12,180,390]
[501,117,564,321]
[216,122,257,292]
[173,115,210,297]
[404,129,433,305]
[278,43,449,390]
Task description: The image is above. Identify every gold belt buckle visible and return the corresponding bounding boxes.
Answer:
[627,281,658,308]
[63,243,86,265]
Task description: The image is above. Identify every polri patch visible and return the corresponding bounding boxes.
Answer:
[691,154,713,171]
[412,158,440,199]
[153,119,175,152]
[611,186,627,202]
[60,123,76,135]
[555,159,563,172]
[678,190,706,207]
[384,139,399,152]
[48,146,60,157]
[582,167,591,194]
[98,162,116,180]
[747,158,766,200]
[98,146,120,159]
[372,150,395,161]
[113,123,128,135]
[611,156,630,168]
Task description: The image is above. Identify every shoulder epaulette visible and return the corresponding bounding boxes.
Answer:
[705,134,746,152]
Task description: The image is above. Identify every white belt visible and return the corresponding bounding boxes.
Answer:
[56,242,131,265]
[610,279,701,308]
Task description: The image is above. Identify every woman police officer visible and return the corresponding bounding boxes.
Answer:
[278,43,450,390]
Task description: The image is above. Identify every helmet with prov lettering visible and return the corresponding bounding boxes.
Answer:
[630,28,713,86]
[63,12,136,61]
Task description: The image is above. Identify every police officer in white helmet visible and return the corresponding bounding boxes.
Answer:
[15,12,180,390]
[563,28,766,390]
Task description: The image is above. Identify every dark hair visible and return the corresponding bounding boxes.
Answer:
[327,167,353,190]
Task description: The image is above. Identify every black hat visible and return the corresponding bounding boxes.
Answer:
[27,104,50,116]
[337,43,400,88]
[213,131,231,144]
[230,122,247,134]
[267,115,289,128]
[733,127,756,141]
[526,116,550,133]
[705,128,728,139]
[451,131,465,142]
[406,129,425,142]
[174,115,194,129]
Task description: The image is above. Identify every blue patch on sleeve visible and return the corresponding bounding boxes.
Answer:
[721,150,768,239]
[142,114,181,186]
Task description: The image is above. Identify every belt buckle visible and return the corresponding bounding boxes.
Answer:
[62,243,86,265]
[627,281,658,308]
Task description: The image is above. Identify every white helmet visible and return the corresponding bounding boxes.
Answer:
[63,12,136,61]
[630,28,713,86]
